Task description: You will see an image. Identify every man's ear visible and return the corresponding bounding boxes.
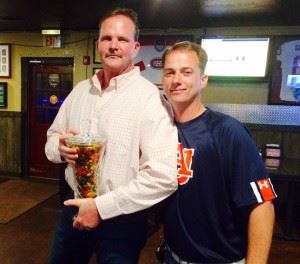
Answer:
[133,41,141,57]
[201,74,208,88]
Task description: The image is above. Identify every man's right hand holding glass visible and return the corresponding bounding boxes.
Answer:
[58,129,79,164]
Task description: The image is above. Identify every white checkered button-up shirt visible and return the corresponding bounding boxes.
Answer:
[45,67,178,219]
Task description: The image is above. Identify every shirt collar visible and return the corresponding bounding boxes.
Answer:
[92,66,141,93]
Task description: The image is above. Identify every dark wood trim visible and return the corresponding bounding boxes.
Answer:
[21,57,74,178]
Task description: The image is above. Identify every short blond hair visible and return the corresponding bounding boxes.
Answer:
[162,41,208,74]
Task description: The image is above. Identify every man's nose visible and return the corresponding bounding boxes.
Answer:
[173,72,181,83]
[110,40,118,49]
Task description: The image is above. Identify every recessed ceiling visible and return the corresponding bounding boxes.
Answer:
[200,0,279,15]
[0,0,299,31]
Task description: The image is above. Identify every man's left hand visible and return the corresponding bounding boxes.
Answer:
[64,198,101,230]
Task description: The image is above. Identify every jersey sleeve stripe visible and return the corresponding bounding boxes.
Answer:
[256,178,277,201]
[250,178,277,203]
[250,182,263,203]
[268,179,278,198]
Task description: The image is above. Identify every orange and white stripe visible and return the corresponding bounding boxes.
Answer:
[250,178,277,203]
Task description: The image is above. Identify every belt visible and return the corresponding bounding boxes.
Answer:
[166,244,245,264]
[166,245,199,264]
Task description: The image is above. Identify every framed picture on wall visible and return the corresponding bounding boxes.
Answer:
[0,82,7,107]
[0,44,11,78]
[269,36,300,105]
[134,35,193,87]
[93,39,101,64]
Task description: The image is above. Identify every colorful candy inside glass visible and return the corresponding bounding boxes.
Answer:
[66,136,106,198]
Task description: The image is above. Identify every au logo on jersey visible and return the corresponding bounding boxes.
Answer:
[177,143,194,185]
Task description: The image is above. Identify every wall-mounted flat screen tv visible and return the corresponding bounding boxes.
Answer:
[201,37,270,80]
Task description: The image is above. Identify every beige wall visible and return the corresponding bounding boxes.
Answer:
[0,31,99,111]
[1,26,300,111]
[203,81,269,104]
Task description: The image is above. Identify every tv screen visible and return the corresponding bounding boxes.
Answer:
[201,37,270,79]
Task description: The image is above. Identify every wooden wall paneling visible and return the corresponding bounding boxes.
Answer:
[282,132,300,159]
[0,112,22,176]
[249,128,283,155]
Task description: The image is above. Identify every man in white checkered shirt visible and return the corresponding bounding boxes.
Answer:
[45,8,178,264]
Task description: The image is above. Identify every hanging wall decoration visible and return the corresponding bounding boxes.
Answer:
[270,37,300,105]
[0,44,11,78]
[0,82,7,107]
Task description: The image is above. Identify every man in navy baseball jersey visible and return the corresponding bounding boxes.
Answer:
[161,41,277,264]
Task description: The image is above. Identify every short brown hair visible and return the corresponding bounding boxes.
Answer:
[162,41,208,74]
[99,8,140,41]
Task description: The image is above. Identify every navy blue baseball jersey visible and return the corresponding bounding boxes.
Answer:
[164,108,276,263]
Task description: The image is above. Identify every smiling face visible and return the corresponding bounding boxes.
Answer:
[98,14,140,77]
[162,50,208,120]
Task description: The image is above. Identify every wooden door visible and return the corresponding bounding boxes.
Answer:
[29,64,73,179]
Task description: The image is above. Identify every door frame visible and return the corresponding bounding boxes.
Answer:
[21,57,74,179]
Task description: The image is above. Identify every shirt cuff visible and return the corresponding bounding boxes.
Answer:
[45,137,63,163]
[95,192,122,220]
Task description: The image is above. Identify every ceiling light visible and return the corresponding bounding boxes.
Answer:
[41,29,60,35]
